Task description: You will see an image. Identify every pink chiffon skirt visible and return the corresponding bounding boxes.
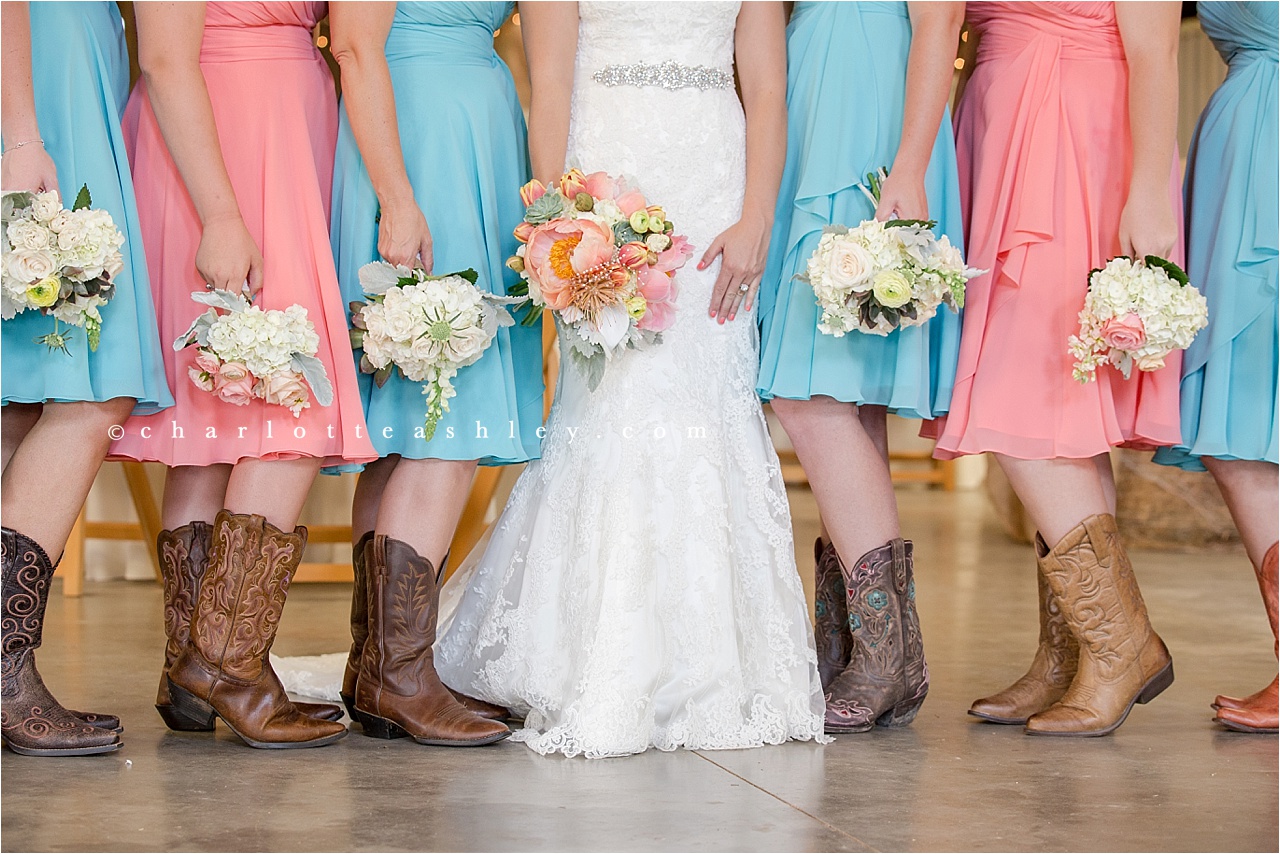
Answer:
[109,21,376,467]
[924,3,1185,461]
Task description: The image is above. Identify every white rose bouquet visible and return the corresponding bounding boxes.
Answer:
[1068,255,1208,383]
[174,289,332,417]
[350,263,517,440]
[1,186,125,354]
[801,169,982,337]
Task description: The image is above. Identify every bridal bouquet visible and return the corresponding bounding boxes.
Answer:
[1,186,124,354]
[351,263,517,440]
[802,169,981,337]
[175,289,332,417]
[506,169,691,389]
[1068,255,1208,383]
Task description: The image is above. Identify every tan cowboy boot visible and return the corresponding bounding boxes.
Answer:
[1026,514,1174,736]
[1,528,120,756]
[341,530,375,723]
[1215,542,1278,733]
[166,511,347,748]
[355,535,510,746]
[970,534,1079,724]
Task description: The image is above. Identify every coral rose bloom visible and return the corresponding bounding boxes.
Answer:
[525,219,616,311]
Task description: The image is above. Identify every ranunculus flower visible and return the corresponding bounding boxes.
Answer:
[25,276,60,308]
[263,372,311,416]
[628,210,651,233]
[618,241,649,269]
[519,179,547,207]
[825,240,874,290]
[524,218,616,311]
[871,270,913,308]
[513,221,536,244]
[645,233,671,253]
[215,375,256,406]
[1102,313,1146,351]
[559,169,588,200]
[645,206,666,232]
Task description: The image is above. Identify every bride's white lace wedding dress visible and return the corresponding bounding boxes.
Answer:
[433,0,826,758]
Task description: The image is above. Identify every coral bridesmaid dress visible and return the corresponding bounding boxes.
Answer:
[110,2,375,467]
[926,2,1184,460]
[1155,1,1278,471]
[2,2,172,415]
[757,0,962,419]
[328,1,543,470]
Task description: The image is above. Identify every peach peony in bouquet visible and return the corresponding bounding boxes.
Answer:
[506,169,691,389]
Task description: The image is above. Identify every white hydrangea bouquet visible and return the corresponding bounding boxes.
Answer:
[350,263,517,440]
[175,288,332,417]
[1068,255,1208,383]
[1,186,124,354]
[802,169,981,337]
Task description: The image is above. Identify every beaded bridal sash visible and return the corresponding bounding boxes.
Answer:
[592,60,733,91]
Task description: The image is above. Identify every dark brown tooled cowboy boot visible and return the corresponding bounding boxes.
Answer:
[1,528,120,756]
[814,538,852,691]
[355,535,510,746]
[166,511,347,749]
[1026,514,1174,736]
[341,530,375,723]
[824,539,929,733]
[1215,542,1278,734]
[969,535,1079,724]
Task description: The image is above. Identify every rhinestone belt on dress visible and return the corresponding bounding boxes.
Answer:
[592,61,733,91]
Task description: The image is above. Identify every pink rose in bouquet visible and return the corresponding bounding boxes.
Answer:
[1101,313,1146,351]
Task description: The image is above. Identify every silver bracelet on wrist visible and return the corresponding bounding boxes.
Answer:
[4,138,44,152]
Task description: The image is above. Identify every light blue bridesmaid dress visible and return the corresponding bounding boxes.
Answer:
[756,1,963,419]
[1155,1,1279,471]
[1,2,172,414]
[329,1,542,468]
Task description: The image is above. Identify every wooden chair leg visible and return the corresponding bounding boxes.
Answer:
[120,462,163,582]
[58,508,87,598]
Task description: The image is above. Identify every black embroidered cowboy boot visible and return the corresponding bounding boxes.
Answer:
[1,528,120,756]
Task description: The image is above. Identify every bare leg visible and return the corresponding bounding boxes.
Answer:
[376,458,478,568]
[1093,452,1118,516]
[859,404,891,467]
[772,396,899,563]
[1,398,137,558]
[224,457,325,532]
[161,464,233,530]
[1204,458,1280,568]
[1,403,43,472]
[995,455,1111,545]
[352,456,397,545]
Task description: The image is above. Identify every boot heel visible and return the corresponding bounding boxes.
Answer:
[359,713,407,740]
[167,679,217,730]
[876,697,926,728]
[1137,661,1175,705]
[340,692,370,728]
[156,701,216,733]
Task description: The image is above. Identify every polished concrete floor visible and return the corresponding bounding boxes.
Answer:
[3,489,1277,852]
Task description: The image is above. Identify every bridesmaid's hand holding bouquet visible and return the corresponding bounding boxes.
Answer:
[1068,255,1208,383]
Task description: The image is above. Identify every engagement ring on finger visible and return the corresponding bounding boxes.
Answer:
[738,283,749,293]
[204,283,215,290]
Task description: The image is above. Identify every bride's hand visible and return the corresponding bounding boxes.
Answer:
[700,210,772,323]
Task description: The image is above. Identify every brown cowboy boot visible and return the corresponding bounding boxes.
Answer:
[341,530,375,723]
[824,539,929,733]
[1215,542,1278,733]
[814,538,852,691]
[970,535,1079,724]
[1,528,120,756]
[1026,514,1174,736]
[355,535,510,745]
[166,511,347,748]
[157,522,342,730]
